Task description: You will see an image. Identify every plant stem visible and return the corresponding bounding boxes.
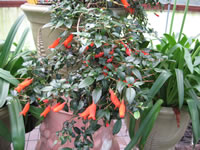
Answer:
[178,0,190,42]
[169,0,177,35]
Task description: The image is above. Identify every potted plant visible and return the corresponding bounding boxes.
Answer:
[0,15,44,150]
[13,0,168,149]
[125,0,200,149]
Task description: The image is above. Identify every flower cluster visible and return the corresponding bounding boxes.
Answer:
[13,0,163,149]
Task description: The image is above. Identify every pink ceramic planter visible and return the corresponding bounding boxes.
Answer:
[36,110,120,150]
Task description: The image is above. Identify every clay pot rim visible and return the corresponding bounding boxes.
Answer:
[21,3,51,13]
[159,106,188,115]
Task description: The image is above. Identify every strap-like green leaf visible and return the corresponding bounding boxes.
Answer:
[0,15,24,68]
[148,71,171,101]
[128,114,136,139]
[125,99,163,150]
[187,99,200,145]
[8,98,25,150]
[12,27,29,58]
[0,68,19,86]
[175,69,184,109]
[0,78,10,107]
[184,47,193,74]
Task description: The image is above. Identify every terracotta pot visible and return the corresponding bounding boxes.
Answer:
[0,107,11,150]
[36,110,120,150]
[125,107,190,150]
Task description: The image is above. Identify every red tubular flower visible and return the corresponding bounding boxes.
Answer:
[88,102,97,120]
[40,105,51,117]
[48,37,61,49]
[109,89,121,109]
[15,78,33,93]
[109,49,114,55]
[141,51,149,55]
[63,34,73,48]
[51,102,61,110]
[121,0,130,8]
[126,48,131,56]
[79,107,90,120]
[43,99,49,104]
[95,52,104,58]
[106,122,110,127]
[120,41,128,48]
[107,56,114,63]
[20,102,30,116]
[128,8,135,14]
[103,72,108,77]
[79,102,97,120]
[52,102,66,112]
[119,99,126,118]
[90,43,94,47]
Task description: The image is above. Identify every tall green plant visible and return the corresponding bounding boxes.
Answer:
[0,15,30,150]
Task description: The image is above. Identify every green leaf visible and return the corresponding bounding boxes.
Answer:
[175,69,184,109]
[79,77,94,88]
[0,68,19,86]
[0,15,24,68]
[148,71,171,101]
[113,119,122,135]
[125,99,163,150]
[128,114,135,139]
[0,78,10,107]
[92,88,102,104]
[187,99,200,144]
[132,69,142,80]
[12,27,29,58]
[184,48,193,74]
[138,101,162,149]
[0,118,11,142]
[29,106,44,122]
[126,88,136,104]
[116,81,126,94]
[8,98,25,150]
[164,34,176,46]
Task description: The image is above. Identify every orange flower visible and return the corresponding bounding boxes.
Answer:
[126,48,131,56]
[79,107,90,120]
[95,52,104,58]
[48,37,61,49]
[119,99,126,118]
[141,51,149,55]
[121,0,130,8]
[109,89,121,109]
[20,102,30,116]
[52,102,66,112]
[106,122,110,127]
[79,102,97,120]
[90,42,94,47]
[42,99,49,103]
[88,102,97,120]
[107,56,114,63]
[51,102,61,110]
[63,34,73,48]
[15,78,33,93]
[40,105,51,117]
